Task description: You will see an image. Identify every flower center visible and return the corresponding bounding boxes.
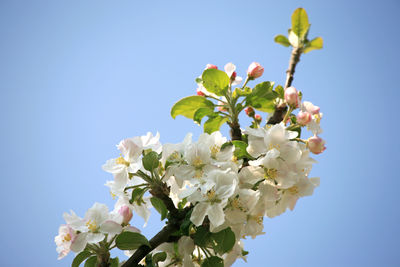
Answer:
[86,220,98,232]
[116,156,130,167]
[287,186,299,195]
[264,168,278,179]
[210,145,220,158]
[268,143,281,151]
[193,156,203,168]
[63,233,71,242]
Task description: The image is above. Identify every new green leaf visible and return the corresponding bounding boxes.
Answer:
[232,140,253,160]
[202,69,230,96]
[212,227,236,254]
[72,251,93,267]
[171,96,214,119]
[201,256,224,267]
[153,252,167,264]
[303,37,323,53]
[150,197,168,220]
[274,35,291,47]
[291,8,310,39]
[194,107,214,125]
[204,115,228,134]
[84,256,97,267]
[246,81,278,113]
[116,231,150,250]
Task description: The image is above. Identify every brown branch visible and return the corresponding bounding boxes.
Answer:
[121,224,179,267]
[121,183,188,267]
[267,47,302,125]
[228,121,242,141]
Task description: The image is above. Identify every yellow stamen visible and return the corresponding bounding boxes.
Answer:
[206,189,216,201]
[210,145,220,158]
[116,156,130,167]
[192,157,203,168]
[86,220,97,232]
[287,186,299,195]
[264,168,278,179]
[63,233,71,242]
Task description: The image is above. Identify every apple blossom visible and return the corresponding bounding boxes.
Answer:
[307,135,326,154]
[284,86,300,107]
[247,62,264,79]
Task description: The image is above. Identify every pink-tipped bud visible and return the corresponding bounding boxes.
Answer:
[196,88,205,96]
[284,86,300,108]
[119,205,133,225]
[254,114,262,122]
[218,101,227,112]
[231,71,237,81]
[247,62,264,79]
[206,64,218,70]
[245,107,255,117]
[303,101,320,115]
[307,135,326,155]
[297,111,312,126]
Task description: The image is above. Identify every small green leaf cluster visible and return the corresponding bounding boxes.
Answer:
[274,7,323,53]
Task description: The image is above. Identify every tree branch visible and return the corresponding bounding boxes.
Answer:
[267,47,302,125]
[121,224,179,267]
[121,183,188,267]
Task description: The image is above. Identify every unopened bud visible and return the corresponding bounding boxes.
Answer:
[284,86,300,108]
[297,111,312,125]
[303,101,320,115]
[247,62,264,79]
[231,71,237,81]
[307,135,326,154]
[119,205,133,225]
[196,88,205,96]
[245,107,255,117]
[218,101,227,112]
[205,64,218,70]
[254,114,262,122]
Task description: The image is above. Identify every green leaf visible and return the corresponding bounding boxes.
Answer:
[275,85,284,99]
[274,35,291,47]
[72,250,93,267]
[110,257,119,267]
[212,227,236,254]
[171,96,214,119]
[142,151,160,172]
[303,37,323,53]
[291,7,310,39]
[246,81,278,113]
[84,256,97,267]
[194,107,215,125]
[150,197,168,220]
[194,226,212,247]
[203,115,228,134]
[232,87,252,98]
[202,69,230,96]
[232,140,253,160]
[153,252,167,264]
[130,187,146,205]
[201,256,224,267]
[116,231,150,250]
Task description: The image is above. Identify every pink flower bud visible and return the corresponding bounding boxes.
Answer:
[303,101,320,115]
[245,107,255,117]
[119,205,133,225]
[247,62,264,79]
[205,64,218,70]
[218,101,227,112]
[296,111,312,125]
[196,88,205,96]
[254,114,262,122]
[284,86,300,108]
[307,135,326,154]
[230,71,237,81]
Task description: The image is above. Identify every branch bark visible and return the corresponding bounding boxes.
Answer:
[267,47,302,125]
[121,183,187,267]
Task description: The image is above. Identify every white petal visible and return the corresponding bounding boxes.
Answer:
[87,233,105,243]
[70,233,88,253]
[190,203,209,226]
[207,204,225,227]
[100,220,122,235]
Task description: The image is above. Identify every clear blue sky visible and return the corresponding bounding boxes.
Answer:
[0,0,399,266]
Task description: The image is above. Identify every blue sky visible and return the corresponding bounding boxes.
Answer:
[0,0,399,266]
